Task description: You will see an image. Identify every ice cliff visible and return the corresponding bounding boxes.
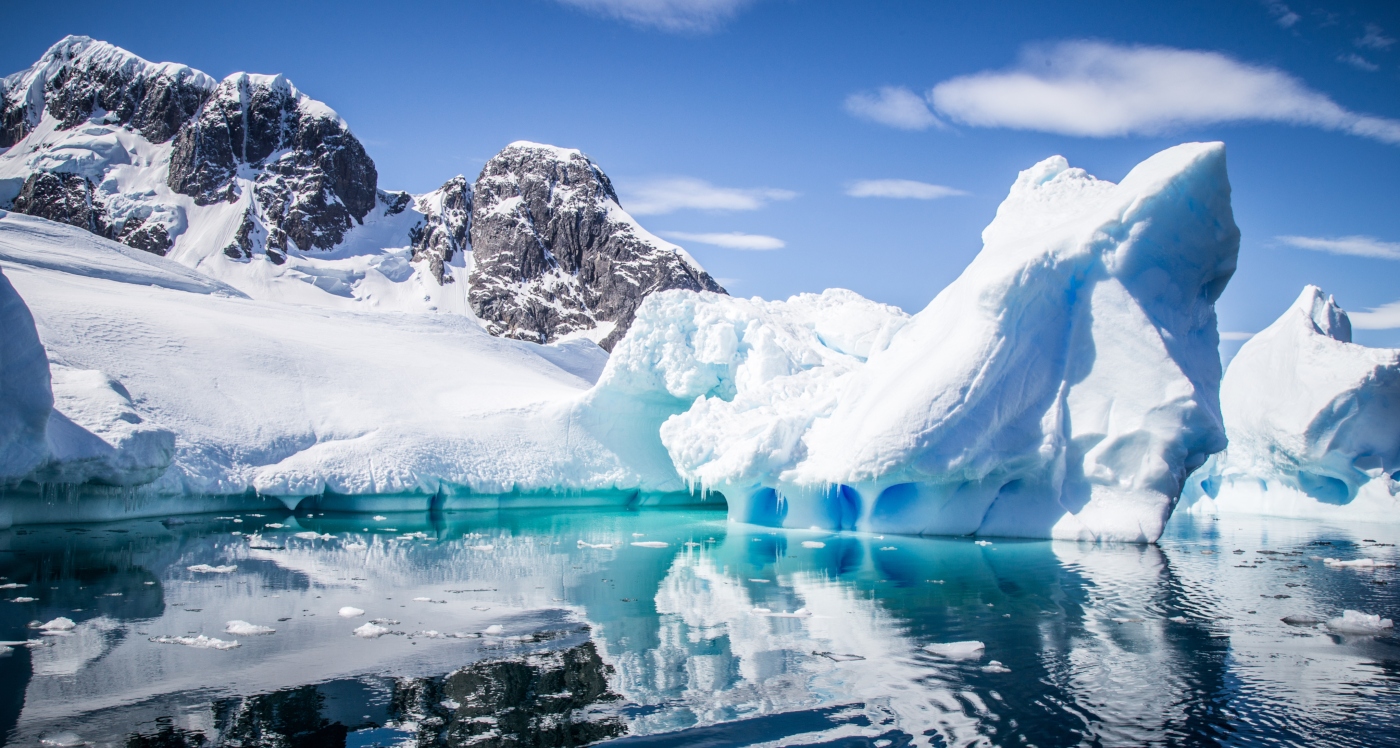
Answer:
[1183,287,1400,520]
[593,142,1239,542]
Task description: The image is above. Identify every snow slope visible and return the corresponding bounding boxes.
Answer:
[594,142,1239,542]
[1182,286,1400,520]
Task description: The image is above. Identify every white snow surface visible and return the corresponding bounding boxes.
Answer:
[1183,286,1400,522]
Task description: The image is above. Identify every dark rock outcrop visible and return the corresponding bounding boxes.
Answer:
[410,175,472,283]
[0,35,213,149]
[469,142,725,349]
[12,171,104,233]
[167,73,378,253]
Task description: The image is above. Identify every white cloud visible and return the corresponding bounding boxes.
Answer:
[926,41,1400,145]
[1356,24,1396,50]
[1277,235,1400,260]
[555,0,755,32]
[620,177,795,216]
[1350,299,1400,330]
[1219,331,1257,341]
[846,179,967,200]
[1265,1,1300,28]
[661,231,785,250]
[1339,53,1380,71]
[844,86,941,130]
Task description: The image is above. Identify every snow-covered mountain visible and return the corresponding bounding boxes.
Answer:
[1182,286,1400,520]
[0,36,720,347]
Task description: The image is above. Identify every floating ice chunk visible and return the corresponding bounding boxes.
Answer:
[1326,610,1394,634]
[400,532,429,540]
[923,641,985,659]
[974,541,993,547]
[632,533,646,537]
[801,541,825,548]
[266,523,285,528]
[631,541,668,548]
[38,731,85,747]
[413,597,446,604]
[10,597,37,603]
[981,660,1011,673]
[878,546,897,551]
[369,618,400,625]
[225,620,275,635]
[1169,616,1191,624]
[294,531,333,540]
[338,606,365,618]
[683,541,701,547]
[150,634,239,650]
[0,583,26,589]
[1323,557,1395,569]
[39,617,76,632]
[372,516,387,521]
[352,622,395,639]
[186,564,236,573]
[343,542,368,551]
[748,578,772,583]
[482,624,504,636]
[578,540,614,549]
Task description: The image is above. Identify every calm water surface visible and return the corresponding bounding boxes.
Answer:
[0,506,1397,747]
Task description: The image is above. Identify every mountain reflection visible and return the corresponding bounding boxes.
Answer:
[0,508,1395,747]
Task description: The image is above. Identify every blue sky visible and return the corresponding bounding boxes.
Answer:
[5,0,1399,353]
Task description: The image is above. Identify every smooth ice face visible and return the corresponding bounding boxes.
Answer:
[0,265,51,483]
[605,143,1239,542]
[1183,286,1400,521]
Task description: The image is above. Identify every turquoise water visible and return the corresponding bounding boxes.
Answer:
[0,507,1397,747]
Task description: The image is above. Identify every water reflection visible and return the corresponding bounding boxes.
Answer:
[0,509,1396,746]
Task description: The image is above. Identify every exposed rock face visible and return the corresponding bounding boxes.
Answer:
[0,35,213,149]
[469,142,725,349]
[167,73,378,255]
[410,175,472,283]
[11,171,103,233]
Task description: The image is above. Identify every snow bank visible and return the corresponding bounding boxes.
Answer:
[598,142,1238,541]
[1183,286,1400,521]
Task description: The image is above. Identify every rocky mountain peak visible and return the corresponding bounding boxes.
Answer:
[468,141,725,349]
[0,35,214,148]
[410,175,472,283]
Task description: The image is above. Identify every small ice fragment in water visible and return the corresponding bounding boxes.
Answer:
[631,541,668,548]
[878,547,897,551]
[0,583,26,589]
[483,624,504,635]
[684,541,701,547]
[369,618,400,625]
[352,622,394,639]
[225,620,275,635]
[266,523,285,528]
[150,634,239,650]
[39,617,76,632]
[187,564,236,573]
[39,731,85,746]
[981,660,1011,673]
[802,541,826,548]
[578,540,613,549]
[923,641,985,659]
[1169,616,1190,623]
[748,578,771,583]
[974,540,992,546]
[373,516,387,521]
[10,597,36,603]
[413,597,446,604]
[339,607,365,618]
[1326,610,1394,634]
[632,533,645,537]
[294,532,333,540]
[1323,557,1395,568]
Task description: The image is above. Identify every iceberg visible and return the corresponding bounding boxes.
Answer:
[1182,286,1400,521]
[597,142,1238,541]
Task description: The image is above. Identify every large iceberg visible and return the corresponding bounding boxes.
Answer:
[1183,286,1400,520]
[1,142,1238,541]
[595,142,1239,542]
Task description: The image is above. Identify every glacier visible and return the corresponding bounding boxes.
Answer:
[1,142,1239,541]
[1182,286,1400,521]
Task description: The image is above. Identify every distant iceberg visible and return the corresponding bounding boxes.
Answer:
[0,143,1240,541]
[1183,286,1400,521]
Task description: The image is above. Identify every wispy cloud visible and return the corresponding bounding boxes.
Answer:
[844,86,941,131]
[1338,53,1380,71]
[1350,299,1400,330]
[1277,235,1400,260]
[1355,23,1396,50]
[846,179,967,200]
[918,41,1400,145]
[661,231,785,250]
[620,178,796,216]
[1264,1,1300,28]
[554,0,756,32]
